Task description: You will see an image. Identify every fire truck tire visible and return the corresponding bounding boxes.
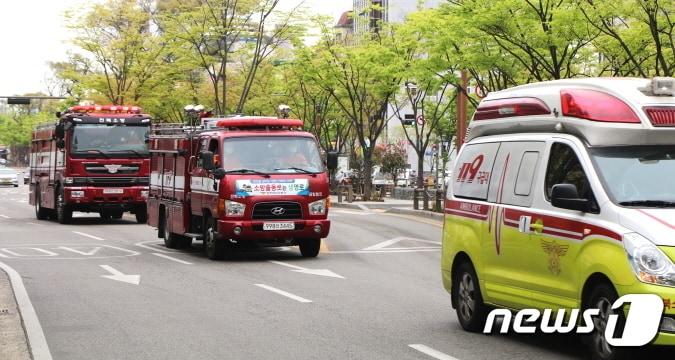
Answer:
[299,238,321,258]
[55,187,72,224]
[35,192,50,220]
[162,212,191,249]
[135,211,148,224]
[204,218,229,260]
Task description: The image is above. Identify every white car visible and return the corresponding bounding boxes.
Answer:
[0,168,19,187]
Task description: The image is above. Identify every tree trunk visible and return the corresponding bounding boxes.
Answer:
[362,155,373,201]
[417,151,425,188]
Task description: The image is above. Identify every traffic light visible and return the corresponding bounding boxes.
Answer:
[7,97,31,105]
[402,114,414,126]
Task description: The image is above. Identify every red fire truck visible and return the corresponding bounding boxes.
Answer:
[147,116,337,260]
[29,105,152,224]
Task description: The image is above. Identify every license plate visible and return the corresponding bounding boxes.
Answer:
[262,222,295,231]
[103,188,124,194]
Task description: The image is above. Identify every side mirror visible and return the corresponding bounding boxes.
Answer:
[212,168,226,180]
[200,151,215,171]
[54,124,65,139]
[551,183,589,212]
[327,151,338,171]
[55,111,62,118]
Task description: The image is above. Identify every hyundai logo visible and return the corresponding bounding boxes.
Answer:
[270,207,286,216]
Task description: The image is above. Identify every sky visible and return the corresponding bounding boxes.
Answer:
[0,0,351,96]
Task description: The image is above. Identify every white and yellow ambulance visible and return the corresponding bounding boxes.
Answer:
[442,77,675,360]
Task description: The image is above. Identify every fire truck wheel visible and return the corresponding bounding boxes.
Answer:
[55,187,72,224]
[135,211,147,224]
[162,212,191,249]
[111,211,124,220]
[35,192,50,220]
[299,238,321,258]
[204,218,228,260]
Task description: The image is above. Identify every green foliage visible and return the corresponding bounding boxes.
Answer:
[0,112,54,146]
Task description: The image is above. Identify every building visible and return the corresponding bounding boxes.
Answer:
[334,11,354,44]
[353,0,442,33]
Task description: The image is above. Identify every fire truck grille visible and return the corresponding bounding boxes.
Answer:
[87,177,149,186]
[645,107,675,127]
[85,165,139,174]
[252,202,302,220]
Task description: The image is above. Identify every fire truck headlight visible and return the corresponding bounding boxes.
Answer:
[141,190,149,199]
[64,177,74,184]
[624,233,675,287]
[70,190,85,198]
[309,199,326,215]
[224,200,246,217]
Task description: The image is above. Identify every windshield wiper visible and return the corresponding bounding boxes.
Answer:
[619,200,675,208]
[77,149,110,159]
[107,149,148,158]
[274,167,318,176]
[224,169,270,177]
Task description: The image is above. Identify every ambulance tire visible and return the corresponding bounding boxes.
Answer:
[453,261,489,333]
[55,187,72,224]
[299,238,321,258]
[204,218,229,260]
[585,283,630,360]
[35,192,50,220]
[162,212,191,249]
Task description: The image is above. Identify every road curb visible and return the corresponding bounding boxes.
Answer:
[385,207,445,221]
[0,262,52,360]
[330,202,370,211]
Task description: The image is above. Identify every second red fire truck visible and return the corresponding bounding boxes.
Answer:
[29,105,152,224]
[147,116,336,259]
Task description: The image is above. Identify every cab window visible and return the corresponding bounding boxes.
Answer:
[545,143,593,201]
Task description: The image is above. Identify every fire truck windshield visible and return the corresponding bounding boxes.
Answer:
[70,124,149,158]
[222,136,324,174]
[591,145,675,206]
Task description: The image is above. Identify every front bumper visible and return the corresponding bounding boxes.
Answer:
[65,186,148,211]
[616,282,675,346]
[217,219,330,246]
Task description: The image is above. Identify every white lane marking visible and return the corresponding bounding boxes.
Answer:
[363,237,442,251]
[27,222,44,226]
[57,246,101,256]
[329,249,440,254]
[268,260,344,279]
[135,241,171,253]
[72,231,105,241]
[408,344,459,360]
[99,265,140,285]
[152,253,193,265]
[254,284,312,303]
[0,214,11,219]
[0,261,53,360]
[1,248,59,257]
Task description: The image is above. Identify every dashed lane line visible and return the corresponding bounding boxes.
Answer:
[151,253,193,265]
[0,215,11,219]
[408,344,459,360]
[72,231,105,241]
[254,284,312,303]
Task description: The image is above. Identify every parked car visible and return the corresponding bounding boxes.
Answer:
[0,168,19,187]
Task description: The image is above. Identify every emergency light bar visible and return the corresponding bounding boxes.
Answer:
[215,117,303,128]
[67,105,143,114]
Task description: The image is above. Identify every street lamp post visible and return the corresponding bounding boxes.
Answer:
[184,104,205,127]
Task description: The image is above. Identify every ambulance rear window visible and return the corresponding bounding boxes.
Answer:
[452,143,499,200]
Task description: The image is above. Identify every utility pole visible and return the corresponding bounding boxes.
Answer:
[455,70,468,150]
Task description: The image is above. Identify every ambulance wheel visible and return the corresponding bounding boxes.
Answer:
[453,261,488,332]
[55,187,72,224]
[204,218,228,260]
[162,213,191,249]
[299,238,321,258]
[35,192,50,220]
[585,283,629,360]
[135,211,147,224]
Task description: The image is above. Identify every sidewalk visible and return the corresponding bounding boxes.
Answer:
[329,195,445,221]
[0,267,31,360]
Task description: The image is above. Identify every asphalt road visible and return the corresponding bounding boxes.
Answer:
[0,184,600,360]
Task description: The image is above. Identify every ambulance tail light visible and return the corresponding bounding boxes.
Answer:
[644,107,675,127]
[473,97,550,120]
[560,89,640,123]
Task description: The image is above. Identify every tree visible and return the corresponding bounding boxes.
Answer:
[67,0,166,105]
[379,143,407,187]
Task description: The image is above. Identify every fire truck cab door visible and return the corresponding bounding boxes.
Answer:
[190,137,210,216]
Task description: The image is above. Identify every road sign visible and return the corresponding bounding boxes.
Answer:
[416,115,425,126]
[7,97,30,105]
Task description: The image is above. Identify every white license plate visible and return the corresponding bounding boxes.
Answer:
[262,222,295,231]
[103,188,124,194]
